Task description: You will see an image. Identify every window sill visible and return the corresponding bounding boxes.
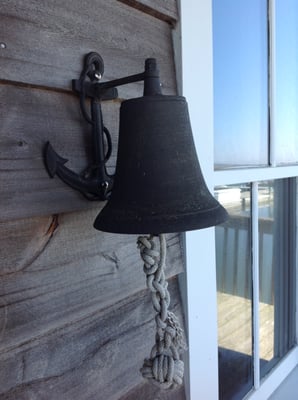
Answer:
[244,347,298,400]
[269,365,298,399]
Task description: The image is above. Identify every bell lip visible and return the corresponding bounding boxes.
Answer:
[93,204,229,235]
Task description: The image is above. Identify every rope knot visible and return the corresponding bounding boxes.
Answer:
[141,354,184,390]
[138,234,186,390]
[166,311,187,350]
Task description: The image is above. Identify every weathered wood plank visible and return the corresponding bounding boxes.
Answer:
[0,0,176,96]
[117,0,178,25]
[120,382,186,400]
[217,292,274,362]
[0,3,184,400]
[0,278,186,400]
[0,215,56,276]
[0,84,121,221]
[0,62,178,221]
[0,209,184,356]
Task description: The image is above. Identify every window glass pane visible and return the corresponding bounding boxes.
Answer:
[275,0,298,164]
[259,180,296,377]
[215,184,253,399]
[213,0,268,168]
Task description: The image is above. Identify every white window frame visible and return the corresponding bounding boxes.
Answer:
[180,1,298,399]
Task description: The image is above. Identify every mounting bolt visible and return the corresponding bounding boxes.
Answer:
[0,43,7,49]
[94,72,102,80]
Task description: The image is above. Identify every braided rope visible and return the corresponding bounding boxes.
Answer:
[137,234,186,390]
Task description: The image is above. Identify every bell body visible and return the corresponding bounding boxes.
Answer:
[94,95,228,234]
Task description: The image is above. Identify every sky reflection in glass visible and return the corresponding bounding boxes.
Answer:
[213,0,268,168]
[275,0,298,164]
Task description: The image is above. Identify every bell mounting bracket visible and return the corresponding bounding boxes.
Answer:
[44,52,161,201]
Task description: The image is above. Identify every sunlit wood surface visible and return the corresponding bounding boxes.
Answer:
[217,292,274,361]
[217,292,274,399]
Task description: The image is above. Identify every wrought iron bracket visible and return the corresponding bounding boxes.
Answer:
[44,52,118,200]
[44,51,161,201]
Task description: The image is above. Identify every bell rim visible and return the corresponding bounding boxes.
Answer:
[94,203,228,234]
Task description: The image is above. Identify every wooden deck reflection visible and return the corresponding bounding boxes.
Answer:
[217,292,274,361]
[217,292,274,399]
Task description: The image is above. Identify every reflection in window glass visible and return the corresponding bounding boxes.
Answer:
[275,0,298,164]
[215,184,253,400]
[216,180,296,396]
[259,180,296,377]
[213,0,268,168]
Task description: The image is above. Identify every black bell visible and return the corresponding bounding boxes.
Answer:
[43,54,227,235]
[94,62,228,234]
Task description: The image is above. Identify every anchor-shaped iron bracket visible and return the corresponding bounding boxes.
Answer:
[45,52,117,200]
[44,51,159,201]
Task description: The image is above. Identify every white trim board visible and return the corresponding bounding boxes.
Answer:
[245,347,298,400]
[215,165,298,186]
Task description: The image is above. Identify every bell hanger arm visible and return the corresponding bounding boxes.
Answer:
[72,57,161,101]
[93,57,162,97]
[95,71,145,91]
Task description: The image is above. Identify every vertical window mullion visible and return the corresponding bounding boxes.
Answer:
[252,181,261,388]
[268,0,276,166]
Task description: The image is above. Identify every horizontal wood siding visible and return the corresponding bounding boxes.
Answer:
[0,211,183,354]
[0,0,186,398]
[0,84,120,221]
[0,279,184,400]
[117,0,178,25]
[0,0,176,96]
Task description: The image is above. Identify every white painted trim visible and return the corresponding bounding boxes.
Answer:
[181,1,219,399]
[296,189,298,346]
[180,0,298,399]
[269,0,276,167]
[252,182,260,388]
[215,165,298,186]
[244,346,298,400]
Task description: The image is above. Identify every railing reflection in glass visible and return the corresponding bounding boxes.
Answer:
[215,183,253,400]
[259,180,296,378]
[215,179,296,399]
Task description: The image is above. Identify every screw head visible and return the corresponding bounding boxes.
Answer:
[94,72,102,80]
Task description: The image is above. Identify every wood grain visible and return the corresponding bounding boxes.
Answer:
[0,0,176,96]
[0,55,176,222]
[0,209,183,355]
[118,0,178,25]
[120,381,186,400]
[0,1,185,399]
[0,278,186,400]
[0,216,57,275]
[0,84,120,221]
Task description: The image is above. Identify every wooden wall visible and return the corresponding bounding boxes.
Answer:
[0,1,186,399]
